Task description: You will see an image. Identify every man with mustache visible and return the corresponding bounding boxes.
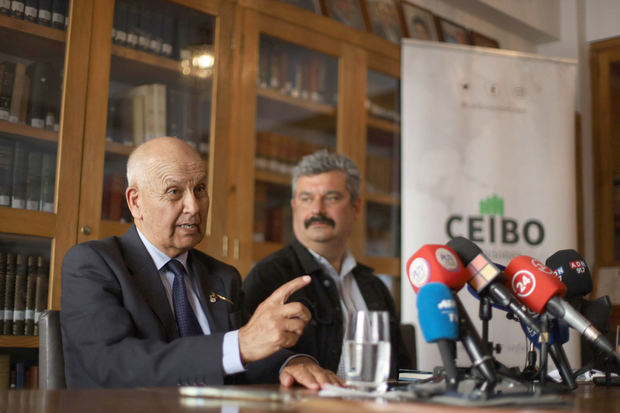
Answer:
[60,137,341,388]
[244,150,411,378]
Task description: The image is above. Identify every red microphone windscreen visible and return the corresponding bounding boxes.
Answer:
[406,245,470,293]
[504,255,568,314]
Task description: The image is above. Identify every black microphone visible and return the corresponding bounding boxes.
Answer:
[446,237,541,335]
[545,249,592,299]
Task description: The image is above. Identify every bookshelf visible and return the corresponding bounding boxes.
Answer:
[1,0,408,362]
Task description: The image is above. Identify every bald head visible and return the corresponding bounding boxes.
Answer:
[127,137,203,189]
[125,136,209,257]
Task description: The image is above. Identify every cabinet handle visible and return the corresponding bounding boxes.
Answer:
[80,225,91,235]
[222,235,228,258]
[233,239,239,260]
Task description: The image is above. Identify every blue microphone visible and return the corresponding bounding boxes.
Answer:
[417,283,459,390]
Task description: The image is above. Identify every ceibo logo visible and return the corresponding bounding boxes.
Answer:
[445,195,545,246]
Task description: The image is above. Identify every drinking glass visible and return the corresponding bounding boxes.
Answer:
[343,311,391,392]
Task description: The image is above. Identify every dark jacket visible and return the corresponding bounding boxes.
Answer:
[61,225,289,388]
[243,238,412,378]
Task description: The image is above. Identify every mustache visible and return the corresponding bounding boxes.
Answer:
[304,214,335,229]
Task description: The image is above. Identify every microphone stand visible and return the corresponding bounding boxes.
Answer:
[479,295,493,353]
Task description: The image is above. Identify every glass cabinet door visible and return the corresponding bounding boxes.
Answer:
[252,34,338,252]
[0,1,78,348]
[364,69,400,259]
[363,68,401,313]
[102,0,216,225]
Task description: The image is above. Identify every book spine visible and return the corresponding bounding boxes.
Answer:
[24,256,36,336]
[39,151,55,212]
[161,14,174,57]
[10,142,27,209]
[27,61,49,128]
[33,256,48,336]
[3,253,17,335]
[37,0,52,25]
[137,6,151,51]
[25,150,42,211]
[149,11,163,55]
[0,253,6,334]
[12,254,28,335]
[0,0,10,14]
[23,0,37,21]
[0,138,13,207]
[125,4,139,48]
[0,62,16,121]
[9,0,25,19]
[51,0,65,29]
[112,0,127,45]
[0,354,9,390]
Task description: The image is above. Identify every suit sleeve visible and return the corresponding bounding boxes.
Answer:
[60,243,229,388]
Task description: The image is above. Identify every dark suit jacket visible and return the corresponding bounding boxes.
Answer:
[243,238,412,378]
[60,225,288,388]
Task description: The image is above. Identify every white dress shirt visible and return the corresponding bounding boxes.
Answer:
[136,228,244,375]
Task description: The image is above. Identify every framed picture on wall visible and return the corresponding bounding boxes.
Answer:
[402,2,438,41]
[365,0,403,43]
[280,0,323,14]
[470,30,500,48]
[436,16,470,45]
[325,0,367,31]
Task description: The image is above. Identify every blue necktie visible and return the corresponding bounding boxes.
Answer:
[166,259,203,337]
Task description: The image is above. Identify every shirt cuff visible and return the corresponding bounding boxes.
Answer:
[278,354,320,376]
[222,330,245,375]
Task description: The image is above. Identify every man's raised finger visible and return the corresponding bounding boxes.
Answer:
[266,275,311,305]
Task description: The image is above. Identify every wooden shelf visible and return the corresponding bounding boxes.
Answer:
[0,335,39,348]
[255,169,291,186]
[105,140,134,156]
[0,120,58,143]
[367,115,400,133]
[257,86,336,115]
[252,241,285,262]
[111,44,180,73]
[362,256,401,277]
[365,191,400,206]
[0,207,55,238]
[0,14,65,60]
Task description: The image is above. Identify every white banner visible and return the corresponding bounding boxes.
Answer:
[401,40,578,371]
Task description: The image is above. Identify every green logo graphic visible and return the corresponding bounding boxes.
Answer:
[479,195,504,216]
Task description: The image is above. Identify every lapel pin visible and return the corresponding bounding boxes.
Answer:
[209,292,234,305]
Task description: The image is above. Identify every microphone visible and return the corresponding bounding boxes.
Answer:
[407,244,497,388]
[446,237,541,335]
[518,316,577,389]
[417,283,460,391]
[505,255,620,363]
[406,244,470,293]
[545,249,593,299]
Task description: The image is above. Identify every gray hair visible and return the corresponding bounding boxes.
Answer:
[291,149,360,201]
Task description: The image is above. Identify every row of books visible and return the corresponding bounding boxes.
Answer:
[0,60,63,130]
[258,36,337,106]
[366,99,401,123]
[0,355,38,389]
[365,154,400,196]
[0,140,56,212]
[255,131,326,176]
[106,83,211,155]
[0,253,49,336]
[0,0,69,29]
[253,182,293,244]
[112,0,212,62]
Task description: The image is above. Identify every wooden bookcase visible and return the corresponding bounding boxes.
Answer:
[0,0,404,355]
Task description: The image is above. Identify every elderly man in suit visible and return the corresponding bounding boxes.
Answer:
[60,137,342,389]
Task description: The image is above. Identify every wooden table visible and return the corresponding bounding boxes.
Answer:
[1,384,619,413]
